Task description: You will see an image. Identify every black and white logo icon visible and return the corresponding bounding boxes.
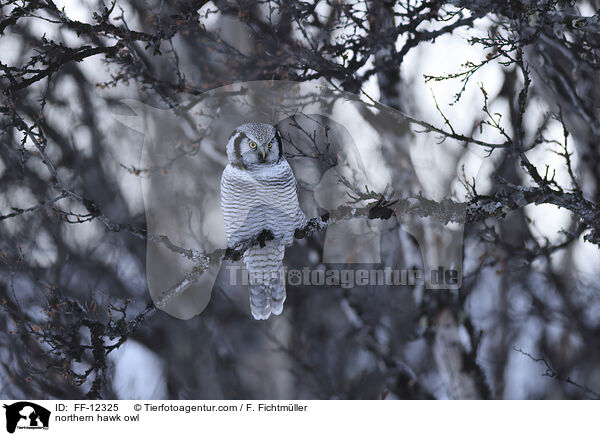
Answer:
[3,402,50,433]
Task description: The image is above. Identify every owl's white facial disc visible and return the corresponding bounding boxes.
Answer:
[226,123,283,169]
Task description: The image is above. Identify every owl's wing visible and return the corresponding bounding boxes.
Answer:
[220,165,256,247]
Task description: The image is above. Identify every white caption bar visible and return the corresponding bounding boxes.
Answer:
[0,400,595,435]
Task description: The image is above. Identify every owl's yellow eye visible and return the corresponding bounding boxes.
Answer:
[249,141,257,149]
[268,141,273,149]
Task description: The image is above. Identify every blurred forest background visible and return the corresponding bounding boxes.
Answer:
[1,0,600,399]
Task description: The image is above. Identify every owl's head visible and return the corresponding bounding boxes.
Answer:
[226,123,283,168]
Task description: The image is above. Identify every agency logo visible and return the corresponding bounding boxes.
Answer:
[3,402,50,433]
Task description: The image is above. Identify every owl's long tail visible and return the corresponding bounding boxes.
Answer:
[242,241,286,320]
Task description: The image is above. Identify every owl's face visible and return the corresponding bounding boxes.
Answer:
[227,123,283,169]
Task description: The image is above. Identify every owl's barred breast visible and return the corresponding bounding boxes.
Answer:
[220,159,306,247]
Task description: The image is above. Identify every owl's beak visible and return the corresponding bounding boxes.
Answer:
[261,149,266,159]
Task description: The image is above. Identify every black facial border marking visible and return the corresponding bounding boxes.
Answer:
[230,130,247,167]
[275,129,283,161]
